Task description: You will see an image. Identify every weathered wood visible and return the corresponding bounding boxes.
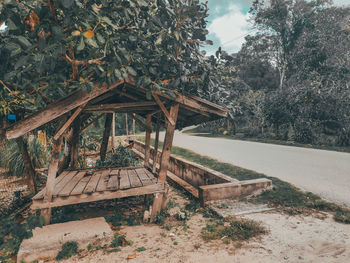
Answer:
[111,113,115,150]
[15,137,37,193]
[130,114,151,132]
[96,169,110,192]
[83,171,102,194]
[33,171,71,200]
[128,169,143,188]
[53,104,86,140]
[144,114,152,168]
[6,80,124,139]
[135,168,153,186]
[152,116,160,173]
[79,114,103,133]
[119,169,131,189]
[31,182,166,210]
[59,171,87,197]
[158,104,179,182]
[100,113,113,162]
[70,175,91,195]
[166,171,199,198]
[69,116,81,169]
[52,171,78,196]
[152,94,175,125]
[144,169,157,183]
[85,101,157,111]
[107,175,119,190]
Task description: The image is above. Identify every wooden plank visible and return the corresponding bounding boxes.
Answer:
[53,103,86,140]
[152,94,175,125]
[167,171,199,198]
[85,101,157,111]
[128,169,143,188]
[70,175,91,195]
[144,114,152,168]
[152,116,160,173]
[58,171,87,197]
[100,113,113,161]
[31,182,166,210]
[33,171,70,200]
[135,168,153,186]
[107,175,119,190]
[6,80,124,139]
[144,169,157,183]
[52,171,78,196]
[96,169,111,192]
[119,169,131,189]
[83,171,102,194]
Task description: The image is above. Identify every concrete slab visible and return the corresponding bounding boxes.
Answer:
[17,217,113,263]
[208,199,274,217]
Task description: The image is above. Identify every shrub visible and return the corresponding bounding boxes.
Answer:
[96,144,139,168]
[56,241,78,261]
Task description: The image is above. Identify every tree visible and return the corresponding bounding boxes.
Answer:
[0,0,211,117]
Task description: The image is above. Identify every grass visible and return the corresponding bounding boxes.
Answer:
[139,137,350,223]
[56,241,78,261]
[184,130,350,153]
[201,218,267,242]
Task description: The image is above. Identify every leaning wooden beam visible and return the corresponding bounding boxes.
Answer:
[79,114,103,133]
[151,104,179,222]
[53,103,86,141]
[100,114,113,162]
[152,94,175,126]
[152,115,161,173]
[129,113,151,132]
[144,115,152,168]
[5,79,124,139]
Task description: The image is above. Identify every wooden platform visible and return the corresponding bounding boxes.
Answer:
[32,167,166,210]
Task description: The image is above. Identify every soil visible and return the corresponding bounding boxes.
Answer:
[50,188,350,263]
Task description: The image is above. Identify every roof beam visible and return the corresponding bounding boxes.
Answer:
[152,94,175,126]
[5,79,125,139]
[129,113,151,132]
[85,101,157,112]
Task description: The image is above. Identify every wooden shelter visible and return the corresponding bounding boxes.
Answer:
[1,79,228,224]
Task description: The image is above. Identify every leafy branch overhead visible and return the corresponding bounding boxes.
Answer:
[0,0,213,115]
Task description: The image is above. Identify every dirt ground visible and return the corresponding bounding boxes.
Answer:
[51,188,350,263]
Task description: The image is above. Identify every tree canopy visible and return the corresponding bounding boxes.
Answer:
[0,0,212,115]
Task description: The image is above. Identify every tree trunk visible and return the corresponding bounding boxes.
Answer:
[100,113,113,162]
[15,137,37,193]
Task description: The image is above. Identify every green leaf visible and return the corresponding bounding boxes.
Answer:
[137,0,148,7]
[96,33,105,44]
[17,36,31,48]
[86,38,98,48]
[77,37,85,51]
[114,69,122,79]
[129,35,137,42]
[146,89,152,100]
[61,0,74,8]
[127,66,137,76]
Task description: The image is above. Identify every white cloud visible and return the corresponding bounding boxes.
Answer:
[333,0,350,6]
[208,5,251,54]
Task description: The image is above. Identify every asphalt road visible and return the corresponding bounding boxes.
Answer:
[159,131,350,207]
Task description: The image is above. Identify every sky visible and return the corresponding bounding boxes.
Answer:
[204,0,350,55]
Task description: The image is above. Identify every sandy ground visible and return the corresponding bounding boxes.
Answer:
[55,190,350,263]
[157,131,350,207]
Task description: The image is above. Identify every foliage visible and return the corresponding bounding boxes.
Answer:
[334,209,350,224]
[51,206,79,224]
[137,246,146,252]
[0,213,43,261]
[201,218,267,242]
[0,0,212,116]
[0,136,49,177]
[96,144,139,168]
[56,241,78,261]
[110,233,131,248]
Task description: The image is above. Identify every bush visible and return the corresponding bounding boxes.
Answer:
[96,144,139,168]
[56,241,78,261]
[294,119,316,144]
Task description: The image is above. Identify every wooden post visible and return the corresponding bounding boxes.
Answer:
[144,115,152,168]
[69,116,81,169]
[125,113,129,137]
[133,118,135,135]
[111,113,115,151]
[152,115,160,173]
[100,113,113,162]
[15,137,37,193]
[41,136,63,225]
[150,104,179,222]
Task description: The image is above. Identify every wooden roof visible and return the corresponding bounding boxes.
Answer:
[3,79,228,139]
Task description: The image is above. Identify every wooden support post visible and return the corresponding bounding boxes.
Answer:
[152,115,160,173]
[111,113,115,151]
[15,137,37,193]
[100,113,113,162]
[150,104,179,222]
[41,136,63,225]
[69,116,81,169]
[144,115,152,168]
[125,114,129,138]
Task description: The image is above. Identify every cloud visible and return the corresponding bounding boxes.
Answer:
[208,5,252,54]
[333,0,350,6]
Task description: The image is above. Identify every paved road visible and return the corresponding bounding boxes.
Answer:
[159,131,350,207]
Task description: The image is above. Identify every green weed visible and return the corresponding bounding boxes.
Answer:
[56,241,78,261]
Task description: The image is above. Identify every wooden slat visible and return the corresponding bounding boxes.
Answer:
[107,175,119,190]
[96,169,111,192]
[144,169,157,183]
[33,171,70,200]
[83,171,102,194]
[71,175,91,195]
[58,171,87,197]
[119,169,131,189]
[31,182,166,210]
[135,168,153,186]
[128,169,143,188]
[52,171,78,196]
[167,171,199,198]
